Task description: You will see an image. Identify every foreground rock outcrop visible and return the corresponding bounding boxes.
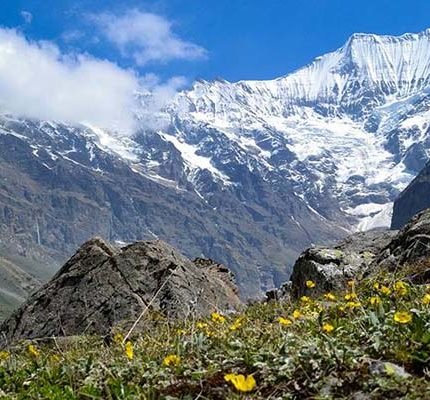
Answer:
[0,238,241,345]
[271,208,430,300]
[289,230,397,298]
[377,208,430,270]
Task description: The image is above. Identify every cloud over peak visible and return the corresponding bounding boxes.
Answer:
[0,10,204,133]
[0,28,140,133]
[91,9,207,65]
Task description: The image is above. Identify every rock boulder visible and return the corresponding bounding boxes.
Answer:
[288,230,397,298]
[0,238,241,345]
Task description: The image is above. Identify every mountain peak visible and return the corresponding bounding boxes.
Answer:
[343,28,430,47]
[346,32,379,43]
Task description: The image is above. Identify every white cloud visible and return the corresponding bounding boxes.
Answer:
[20,11,33,24]
[61,30,86,44]
[140,73,187,109]
[91,9,207,65]
[136,74,188,130]
[0,28,141,133]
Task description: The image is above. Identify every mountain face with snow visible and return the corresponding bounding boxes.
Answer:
[2,29,430,299]
[162,29,430,228]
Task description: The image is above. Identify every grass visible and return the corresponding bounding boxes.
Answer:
[0,273,430,399]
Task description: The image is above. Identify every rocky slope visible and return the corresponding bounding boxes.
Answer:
[0,115,343,300]
[392,160,430,229]
[0,246,58,321]
[3,29,430,300]
[0,254,41,320]
[0,238,241,345]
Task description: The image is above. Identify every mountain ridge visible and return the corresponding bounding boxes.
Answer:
[2,28,430,301]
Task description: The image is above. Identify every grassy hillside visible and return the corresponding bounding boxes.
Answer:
[0,272,429,399]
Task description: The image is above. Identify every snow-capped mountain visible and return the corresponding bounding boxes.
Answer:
[148,28,430,229]
[2,28,430,297]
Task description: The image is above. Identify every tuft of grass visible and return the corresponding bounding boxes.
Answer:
[0,273,430,399]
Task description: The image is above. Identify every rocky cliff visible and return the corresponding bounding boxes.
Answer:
[392,161,430,229]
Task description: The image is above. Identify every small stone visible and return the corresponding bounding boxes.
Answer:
[369,360,411,379]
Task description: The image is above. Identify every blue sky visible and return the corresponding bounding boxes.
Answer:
[1,0,430,82]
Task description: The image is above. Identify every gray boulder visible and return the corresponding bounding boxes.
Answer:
[0,238,241,346]
[289,230,397,298]
[278,208,430,301]
[266,281,292,302]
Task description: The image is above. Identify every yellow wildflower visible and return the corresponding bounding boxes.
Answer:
[422,293,430,305]
[0,351,9,361]
[306,280,316,288]
[211,312,226,323]
[373,282,380,290]
[125,341,133,360]
[230,317,244,331]
[394,281,408,296]
[163,354,181,367]
[324,292,336,301]
[27,344,40,358]
[224,373,256,392]
[50,354,61,363]
[369,296,381,305]
[344,292,358,301]
[380,285,391,296]
[196,322,208,329]
[293,309,303,319]
[338,305,346,312]
[347,280,355,288]
[346,301,361,309]
[278,317,293,326]
[393,311,413,324]
[113,332,124,344]
[322,323,335,333]
[300,296,311,304]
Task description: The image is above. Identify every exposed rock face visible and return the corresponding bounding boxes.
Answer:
[0,238,241,345]
[287,230,397,299]
[392,161,430,230]
[266,281,292,302]
[378,209,430,270]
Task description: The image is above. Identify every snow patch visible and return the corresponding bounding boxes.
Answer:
[356,203,394,231]
[160,131,231,183]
